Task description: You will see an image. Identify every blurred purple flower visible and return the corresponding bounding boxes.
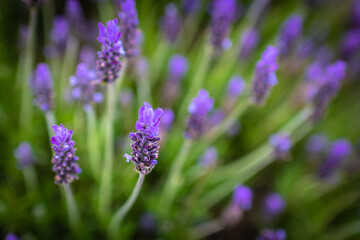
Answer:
[79,45,97,68]
[209,109,225,126]
[341,29,360,59]
[182,0,201,15]
[51,124,81,185]
[257,229,287,240]
[160,109,175,131]
[263,192,286,218]
[168,54,188,82]
[125,102,163,175]
[239,28,259,59]
[227,75,245,98]
[160,4,182,43]
[306,134,329,156]
[65,0,84,28]
[277,14,303,56]
[14,142,35,169]
[198,146,218,168]
[232,185,253,211]
[269,133,292,160]
[31,63,54,111]
[251,45,279,105]
[119,88,134,108]
[5,233,19,240]
[50,16,69,50]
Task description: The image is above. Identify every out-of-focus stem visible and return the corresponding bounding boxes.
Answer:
[98,84,116,220]
[116,59,128,93]
[108,173,145,240]
[136,64,152,106]
[45,110,56,139]
[150,40,170,86]
[190,219,223,240]
[86,106,101,180]
[158,140,192,216]
[64,183,81,231]
[19,7,37,137]
[23,166,39,197]
[319,220,360,240]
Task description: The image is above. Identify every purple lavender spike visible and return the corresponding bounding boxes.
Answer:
[125,102,163,175]
[227,75,245,98]
[262,192,286,218]
[251,45,279,105]
[168,54,188,82]
[79,45,97,68]
[66,0,84,26]
[50,124,81,184]
[160,109,175,131]
[185,89,214,139]
[232,185,253,211]
[5,233,19,240]
[50,16,69,52]
[160,4,182,44]
[118,0,141,57]
[277,14,303,56]
[96,19,125,83]
[341,29,360,60]
[182,0,201,15]
[306,134,329,157]
[198,147,218,168]
[14,142,35,169]
[31,63,54,111]
[239,28,259,59]
[257,229,287,240]
[269,133,292,160]
[210,0,236,51]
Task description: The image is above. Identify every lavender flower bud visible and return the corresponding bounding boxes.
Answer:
[262,192,286,218]
[118,0,141,57]
[251,46,279,105]
[79,45,97,68]
[14,142,35,169]
[227,75,245,98]
[210,0,236,51]
[50,16,69,52]
[232,185,253,211]
[168,54,188,82]
[311,61,346,122]
[239,28,259,59]
[317,139,352,180]
[70,63,101,109]
[198,147,218,168]
[31,63,54,111]
[277,14,303,56]
[185,89,214,140]
[125,102,163,175]
[5,233,19,240]
[160,4,182,43]
[50,124,81,185]
[257,229,287,240]
[160,109,175,131]
[269,133,292,160]
[96,19,125,83]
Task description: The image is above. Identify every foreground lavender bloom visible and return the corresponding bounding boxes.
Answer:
[251,46,279,105]
[96,19,125,83]
[185,89,214,139]
[31,63,54,111]
[198,147,218,168]
[160,109,175,131]
[257,229,287,240]
[317,139,352,179]
[160,4,182,43]
[118,0,141,57]
[262,192,286,218]
[210,0,236,50]
[168,55,188,82]
[14,142,35,169]
[269,133,292,160]
[311,61,346,122]
[50,17,69,52]
[277,15,303,56]
[124,102,163,175]
[51,124,81,184]
[239,29,259,59]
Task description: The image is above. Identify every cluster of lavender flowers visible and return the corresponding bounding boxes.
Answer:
[124,102,163,175]
[31,63,54,111]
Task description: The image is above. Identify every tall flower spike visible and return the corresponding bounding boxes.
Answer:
[125,102,163,175]
[262,192,286,218]
[14,142,35,169]
[277,14,303,56]
[257,229,287,240]
[118,0,141,57]
[70,63,102,110]
[160,109,175,132]
[269,133,292,160]
[96,19,125,83]
[31,63,54,111]
[210,0,236,51]
[185,89,214,140]
[160,4,182,44]
[239,28,259,59]
[251,45,279,105]
[50,124,81,184]
[311,61,346,122]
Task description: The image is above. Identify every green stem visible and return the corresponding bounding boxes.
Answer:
[158,140,192,216]
[319,220,360,240]
[86,106,101,180]
[45,111,56,139]
[150,40,170,87]
[108,173,145,239]
[98,84,116,220]
[116,59,127,93]
[64,184,81,231]
[136,61,152,106]
[23,166,39,197]
[190,219,223,240]
[19,7,37,137]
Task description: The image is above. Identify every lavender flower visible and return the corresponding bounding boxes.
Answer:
[14,142,35,169]
[31,63,54,111]
[50,124,81,185]
[160,109,175,131]
[311,61,346,122]
[251,46,279,105]
[198,147,218,168]
[210,0,236,51]
[96,19,125,83]
[317,139,352,179]
[227,75,245,98]
[168,55,188,82]
[5,233,19,240]
[182,0,200,15]
[160,4,182,43]
[118,0,141,57]
[306,134,329,156]
[209,109,225,126]
[277,14,303,56]
[124,102,163,175]
[119,88,134,108]
[239,28,259,59]
[257,229,287,240]
[79,45,97,68]
[232,185,253,211]
[269,133,292,160]
[185,89,214,139]
[341,29,360,59]
[262,192,286,218]
[65,0,84,27]
[50,16,69,51]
